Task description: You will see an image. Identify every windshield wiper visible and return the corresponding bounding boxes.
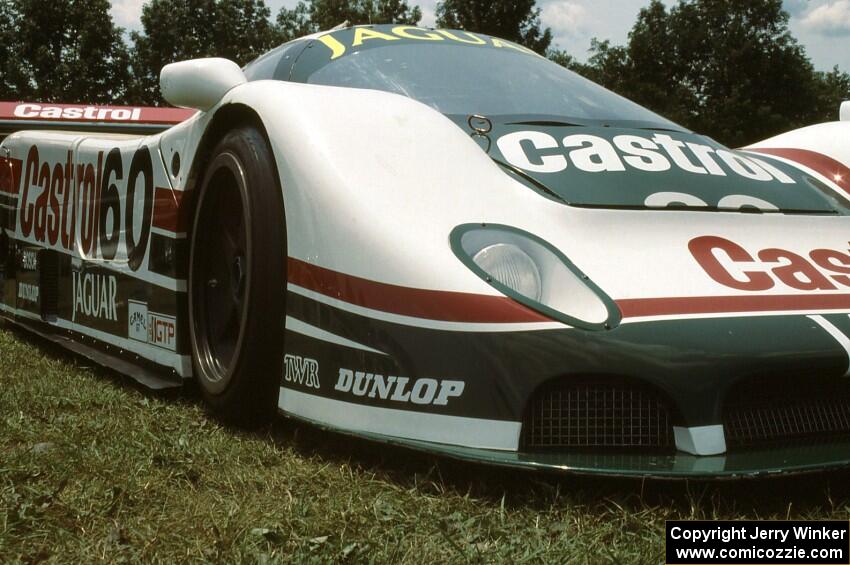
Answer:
[508,119,585,127]
[568,203,840,215]
[506,117,687,132]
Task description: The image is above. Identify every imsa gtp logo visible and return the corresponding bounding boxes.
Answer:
[148,313,176,351]
[128,300,177,351]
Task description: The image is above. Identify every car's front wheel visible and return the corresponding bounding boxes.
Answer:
[188,126,286,426]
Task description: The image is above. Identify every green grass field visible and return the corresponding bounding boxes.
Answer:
[3,322,850,564]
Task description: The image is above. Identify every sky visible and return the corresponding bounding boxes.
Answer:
[109,0,850,71]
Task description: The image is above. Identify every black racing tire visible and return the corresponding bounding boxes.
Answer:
[188,126,286,426]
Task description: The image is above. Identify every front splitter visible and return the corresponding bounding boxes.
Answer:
[281,410,850,479]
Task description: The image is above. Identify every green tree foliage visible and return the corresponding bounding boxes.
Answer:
[130,0,277,104]
[276,0,421,43]
[307,0,421,30]
[0,0,129,103]
[276,1,315,43]
[130,0,421,103]
[215,0,278,61]
[435,0,552,54]
[0,0,23,100]
[815,67,850,121]
[556,0,850,146]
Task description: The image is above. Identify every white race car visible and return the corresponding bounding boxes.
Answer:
[3,25,850,477]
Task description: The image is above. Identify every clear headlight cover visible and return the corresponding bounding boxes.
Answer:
[452,224,620,330]
[472,243,543,302]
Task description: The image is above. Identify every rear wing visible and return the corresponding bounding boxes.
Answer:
[0,101,195,141]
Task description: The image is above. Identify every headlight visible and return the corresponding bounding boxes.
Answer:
[472,243,542,302]
[451,224,620,330]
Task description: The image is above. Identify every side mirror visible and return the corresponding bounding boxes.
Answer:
[841,101,850,122]
[160,58,246,111]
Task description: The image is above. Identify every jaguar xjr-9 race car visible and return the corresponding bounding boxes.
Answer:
[3,25,850,477]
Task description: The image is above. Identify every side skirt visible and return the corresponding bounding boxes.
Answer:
[3,315,183,390]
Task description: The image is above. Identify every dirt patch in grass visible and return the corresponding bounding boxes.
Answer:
[2,322,850,563]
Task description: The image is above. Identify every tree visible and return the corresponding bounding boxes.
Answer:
[668,0,819,144]
[435,0,551,54]
[547,49,580,72]
[613,1,694,125]
[814,67,850,122]
[311,0,420,28]
[0,0,23,100]
[1,0,130,103]
[276,1,314,43]
[130,0,277,104]
[276,0,421,42]
[580,39,632,96]
[215,0,278,63]
[559,0,843,146]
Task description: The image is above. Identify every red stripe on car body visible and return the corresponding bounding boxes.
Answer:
[617,293,850,318]
[287,257,553,324]
[0,101,194,125]
[0,157,21,195]
[152,187,186,233]
[288,259,850,324]
[748,147,850,195]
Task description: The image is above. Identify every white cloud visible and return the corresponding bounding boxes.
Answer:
[418,0,438,27]
[783,0,811,17]
[110,0,145,29]
[542,1,590,38]
[801,0,850,36]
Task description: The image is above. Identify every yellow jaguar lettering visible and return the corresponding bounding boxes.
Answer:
[352,28,400,46]
[436,29,486,45]
[319,27,539,60]
[392,26,444,41]
[318,34,347,60]
[491,37,535,54]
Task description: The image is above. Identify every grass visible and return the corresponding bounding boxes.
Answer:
[3,322,850,564]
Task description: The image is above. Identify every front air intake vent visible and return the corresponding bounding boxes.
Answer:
[521,377,675,451]
[724,374,850,448]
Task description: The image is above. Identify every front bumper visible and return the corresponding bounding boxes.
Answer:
[285,288,850,477]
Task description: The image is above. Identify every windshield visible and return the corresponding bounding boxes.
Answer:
[291,28,681,130]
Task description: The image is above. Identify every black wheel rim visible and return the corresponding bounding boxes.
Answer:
[191,154,250,393]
